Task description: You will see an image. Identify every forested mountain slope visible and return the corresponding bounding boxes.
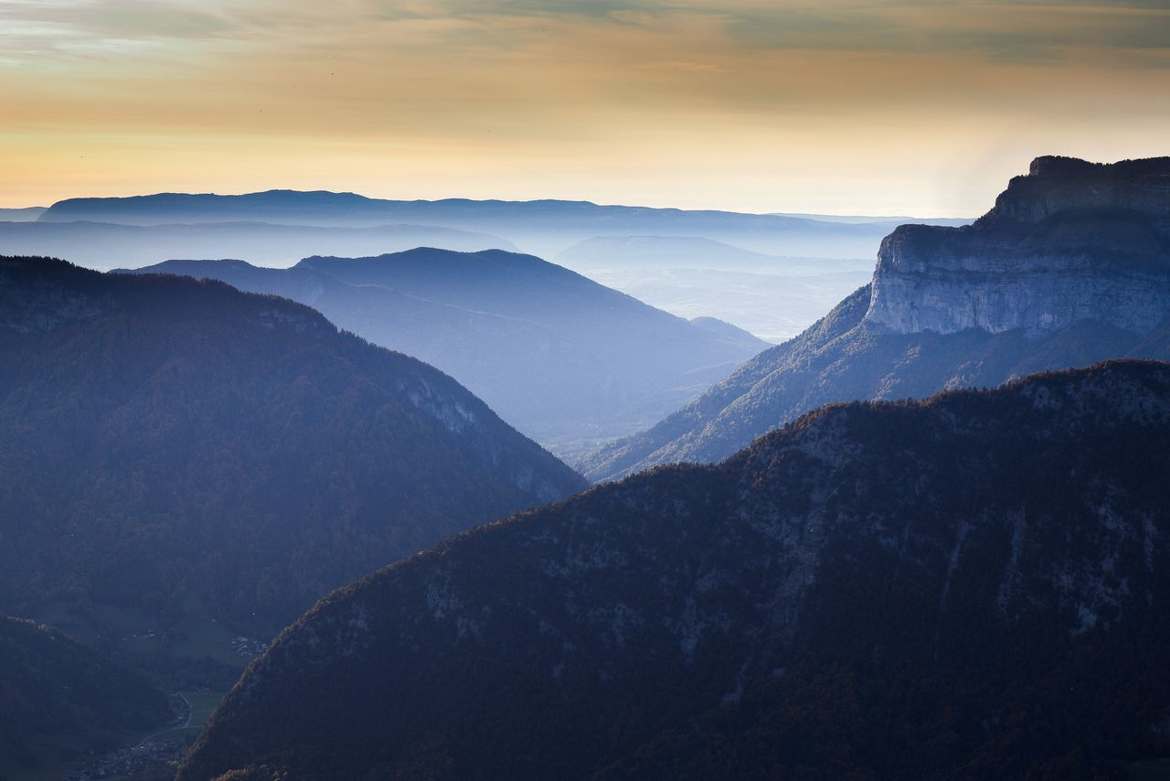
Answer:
[0,257,584,651]
[183,361,1170,780]
[0,616,173,777]
[130,249,769,457]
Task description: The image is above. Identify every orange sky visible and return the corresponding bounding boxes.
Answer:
[2,0,1168,214]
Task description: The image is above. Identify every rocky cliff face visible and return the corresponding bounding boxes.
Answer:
[990,155,1170,225]
[180,362,1170,781]
[865,156,1170,335]
[583,156,1170,482]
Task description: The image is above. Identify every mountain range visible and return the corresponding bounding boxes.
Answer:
[584,155,1170,481]
[35,191,934,260]
[8,192,967,339]
[556,235,876,342]
[0,220,512,271]
[126,249,769,457]
[180,360,1170,780]
[0,256,584,673]
[6,156,1170,780]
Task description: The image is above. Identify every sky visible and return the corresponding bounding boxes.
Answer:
[2,0,1168,215]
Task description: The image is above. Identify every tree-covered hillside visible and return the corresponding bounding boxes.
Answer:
[183,361,1170,780]
[0,256,585,656]
[0,616,173,778]
[130,249,769,459]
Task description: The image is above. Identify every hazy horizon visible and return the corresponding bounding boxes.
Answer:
[4,1,1168,215]
[7,187,983,219]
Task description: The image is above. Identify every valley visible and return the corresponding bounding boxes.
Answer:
[121,249,769,459]
[179,360,1170,780]
[2,130,1170,781]
[585,156,1170,481]
[2,36,1168,775]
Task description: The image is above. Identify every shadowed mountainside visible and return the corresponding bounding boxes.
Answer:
[0,256,584,657]
[0,616,173,777]
[128,249,769,458]
[181,361,1170,780]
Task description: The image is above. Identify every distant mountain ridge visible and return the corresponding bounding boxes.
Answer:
[0,206,46,222]
[555,235,876,341]
[556,234,874,271]
[0,220,512,271]
[40,191,921,259]
[129,249,769,458]
[41,190,893,231]
[0,256,584,658]
[584,155,1170,481]
[771,211,971,226]
[180,361,1170,780]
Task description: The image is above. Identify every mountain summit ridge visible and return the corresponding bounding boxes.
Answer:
[35,190,917,260]
[865,155,1170,336]
[130,248,769,458]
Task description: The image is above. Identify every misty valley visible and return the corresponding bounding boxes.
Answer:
[1,155,1169,781]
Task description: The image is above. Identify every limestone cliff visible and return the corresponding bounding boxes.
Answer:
[865,156,1170,335]
[583,156,1170,482]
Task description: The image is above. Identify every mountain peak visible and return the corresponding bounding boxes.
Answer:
[128,248,767,457]
[294,246,527,268]
[1027,154,1170,179]
[982,154,1170,227]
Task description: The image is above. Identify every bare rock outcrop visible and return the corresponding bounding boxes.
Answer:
[866,156,1170,335]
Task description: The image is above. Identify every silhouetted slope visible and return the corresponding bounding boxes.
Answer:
[130,249,769,457]
[584,156,1170,480]
[686,316,766,351]
[181,361,1170,780]
[0,616,172,774]
[0,257,584,643]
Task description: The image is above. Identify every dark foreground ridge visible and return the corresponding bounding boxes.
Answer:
[0,615,173,775]
[183,360,1170,780]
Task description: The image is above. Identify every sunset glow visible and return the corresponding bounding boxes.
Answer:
[3,0,1169,212]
